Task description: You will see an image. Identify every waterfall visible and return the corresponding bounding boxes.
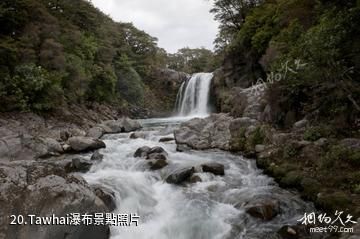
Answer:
[176,72,213,117]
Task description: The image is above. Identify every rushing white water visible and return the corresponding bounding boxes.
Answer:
[176,73,213,117]
[81,118,316,239]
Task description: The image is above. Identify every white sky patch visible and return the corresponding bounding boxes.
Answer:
[90,0,219,53]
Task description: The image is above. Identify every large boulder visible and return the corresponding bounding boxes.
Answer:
[87,126,105,139]
[201,163,225,176]
[174,114,233,150]
[0,161,110,239]
[166,167,195,184]
[0,132,64,161]
[68,137,106,152]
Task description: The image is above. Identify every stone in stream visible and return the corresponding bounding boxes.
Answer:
[134,146,152,158]
[246,199,280,221]
[148,158,168,170]
[277,225,313,239]
[201,162,225,176]
[68,136,106,152]
[92,185,117,212]
[91,151,104,161]
[166,167,195,184]
[188,175,202,183]
[146,153,167,161]
[148,146,168,156]
[129,132,146,139]
[103,118,142,133]
[159,137,175,142]
[65,158,93,173]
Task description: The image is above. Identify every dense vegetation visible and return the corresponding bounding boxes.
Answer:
[0,0,169,112]
[211,0,360,135]
[167,47,219,74]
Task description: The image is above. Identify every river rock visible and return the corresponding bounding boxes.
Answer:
[175,114,233,150]
[87,126,105,139]
[246,199,280,220]
[201,163,225,176]
[66,158,93,173]
[134,146,152,158]
[277,224,314,239]
[129,132,146,139]
[146,153,167,161]
[148,158,168,170]
[189,175,202,183]
[103,118,142,133]
[92,185,117,211]
[0,161,109,239]
[159,137,175,142]
[91,151,104,161]
[68,136,106,152]
[148,146,168,156]
[166,167,195,184]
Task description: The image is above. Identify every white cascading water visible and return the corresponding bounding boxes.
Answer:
[82,118,315,239]
[176,73,213,117]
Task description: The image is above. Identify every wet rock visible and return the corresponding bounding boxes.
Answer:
[0,162,110,239]
[146,153,167,161]
[148,146,168,156]
[87,126,105,139]
[278,225,307,239]
[166,167,195,184]
[246,199,280,220]
[189,175,202,183]
[91,151,104,161]
[201,163,225,176]
[103,118,142,133]
[92,185,117,211]
[68,136,106,152]
[66,158,93,173]
[148,158,168,170]
[159,137,175,142]
[129,132,146,139]
[134,146,151,158]
[176,144,192,152]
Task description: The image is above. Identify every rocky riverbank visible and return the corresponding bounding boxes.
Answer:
[175,113,360,237]
[0,108,142,239]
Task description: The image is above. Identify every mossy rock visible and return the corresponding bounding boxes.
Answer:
[315,191,351,213]
[300,178,321,201]
[280,171,303,188]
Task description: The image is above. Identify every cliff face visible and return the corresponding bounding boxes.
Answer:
[142,68,189,117]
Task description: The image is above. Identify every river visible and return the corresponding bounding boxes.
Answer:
[82,117,315,239]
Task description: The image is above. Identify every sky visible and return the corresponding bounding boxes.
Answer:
[90,0,219,53]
